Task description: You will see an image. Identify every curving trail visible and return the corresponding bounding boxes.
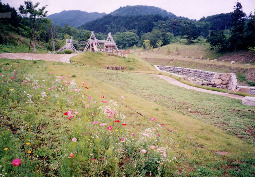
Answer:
[0,53,77,63]
[153,74,244,100]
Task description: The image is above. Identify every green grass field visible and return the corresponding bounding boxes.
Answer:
[0,53,255,176]
[134,43,220,60]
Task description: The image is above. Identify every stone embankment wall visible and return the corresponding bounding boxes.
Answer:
[156,65,255,95]
[237,86,255,95]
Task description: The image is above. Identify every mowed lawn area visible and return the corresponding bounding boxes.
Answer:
[1,54,255,176]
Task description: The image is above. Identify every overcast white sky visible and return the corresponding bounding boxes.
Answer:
[2,0,255,20]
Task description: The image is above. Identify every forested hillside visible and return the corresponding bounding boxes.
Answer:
[48,10,106,27]
[80,15,168,35]
[110,5,176,18]
[199,13,232,30]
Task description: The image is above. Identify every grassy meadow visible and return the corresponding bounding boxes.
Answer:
[0,53,255,176]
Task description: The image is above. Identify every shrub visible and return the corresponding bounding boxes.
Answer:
[64,50,73,54]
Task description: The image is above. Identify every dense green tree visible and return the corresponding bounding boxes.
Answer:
[141,29,163,48]
[114,32,139,49]
[196,21,210,38]
[162,32,175,45]
[207,2,254,52]
[199,13,232,30]
[154,19,201,43]
[142,40,151,50]
[54,25,90,41]
[244,14,255,48]
[229,2,246,51]
[181,20,200,44]
[207,30,228,52]
[0,1,21,43]
[19,1,49,53]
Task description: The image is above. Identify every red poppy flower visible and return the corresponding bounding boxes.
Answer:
[115,120,120,123]
[67,115,73,119]
[122,123,127,126]
[85,87,89,89]
[64,112,68,115]
[101,95,104,98]
[12,158,21,166]
[107,126,113,130]
[11,77,14,80]
[69,152,74,158]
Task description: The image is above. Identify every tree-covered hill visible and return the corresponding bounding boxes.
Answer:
[110,5,176,18]
[79,14,168,36]
[199,13,232,30]
[48,10,106,27]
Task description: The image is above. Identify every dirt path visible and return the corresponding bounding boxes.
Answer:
[153,74,244,100]
[0,53,77,63]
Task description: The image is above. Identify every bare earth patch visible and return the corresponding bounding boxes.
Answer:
[214,151,230,156]
[0,53,77,63]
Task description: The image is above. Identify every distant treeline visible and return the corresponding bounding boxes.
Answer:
[0,1,254,53]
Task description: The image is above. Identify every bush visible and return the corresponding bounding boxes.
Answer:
[64,50,73,54]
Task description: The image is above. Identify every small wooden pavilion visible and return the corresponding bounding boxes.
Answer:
[83,32,118,54]
[58,38,77,52]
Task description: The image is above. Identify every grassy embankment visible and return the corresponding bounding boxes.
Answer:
[71,53,255,175]
[135,43,255,85]
[0,52,254,176]
[0,33,50,54]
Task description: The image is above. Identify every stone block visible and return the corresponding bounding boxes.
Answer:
[242,97,255,107]
[249,88,255,95]
[212,79,222,85]
[222,80,229,85]
[221,85,227,89]
[237,86,250,94]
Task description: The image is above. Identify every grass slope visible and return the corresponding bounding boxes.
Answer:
[135,43,220,60]
[1,53,255,176]
[0,59,174,176]
[71,52,155,71]
[86,70,255,143]
[51,54,254,175]
[0,33,48,54]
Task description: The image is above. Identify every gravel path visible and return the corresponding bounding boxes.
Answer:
[153,74,244,100]
[0,53,77,63]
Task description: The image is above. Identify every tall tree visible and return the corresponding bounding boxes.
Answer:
[19,1,48,53]
[114,32,139,49]
[229,2,246,51]
[207,30,228,52]
[244,13,255,49]
[142,29,163,48]
[0,1,21,43]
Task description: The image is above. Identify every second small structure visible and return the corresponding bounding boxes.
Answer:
[84,32,118,54]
